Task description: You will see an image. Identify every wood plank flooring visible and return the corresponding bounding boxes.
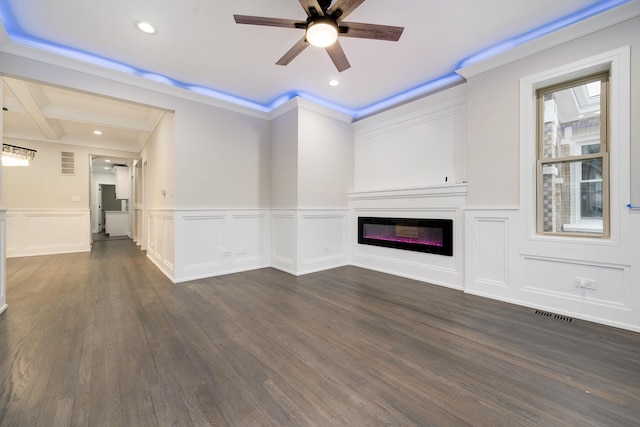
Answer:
[1,239,639,426]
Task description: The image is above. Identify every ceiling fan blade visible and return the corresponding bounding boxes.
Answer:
[234,15,302,29]
[340,22,404,41]
[298,0,324,16]
[276,36,310,66]
[327,0,365,21]
[325,41,351,72]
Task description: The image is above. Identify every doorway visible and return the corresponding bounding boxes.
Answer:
[99,184,121,232]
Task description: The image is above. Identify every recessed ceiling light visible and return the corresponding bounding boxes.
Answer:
[105,159,111,163]
[135,21,157,35]
[329,79,340,87]
[104,167,110,170]
[93,130,103,135]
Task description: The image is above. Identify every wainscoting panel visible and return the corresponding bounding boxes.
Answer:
[270,210,349,276]
[182,215,226,269]
[5,210,91,257]
[476,219,507,285]
[0,210,6,314]
[521,256,633,325]
[465,212,516,298]
[465,208,640,332]
[132,205,143,246]
[147,210,175,281]
[231,213,268,264]
[271,211,296,274]
[173,210,270,283]
[298,211,349,275]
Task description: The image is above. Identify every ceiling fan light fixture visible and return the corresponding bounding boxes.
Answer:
[306,18,338,48]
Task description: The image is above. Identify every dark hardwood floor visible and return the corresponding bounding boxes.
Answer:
[1,239,639,426]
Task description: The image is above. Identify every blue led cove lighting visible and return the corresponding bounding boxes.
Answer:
[457,0,632,69]
[0,0,632,118]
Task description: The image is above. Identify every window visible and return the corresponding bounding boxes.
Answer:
[536,73,609,236]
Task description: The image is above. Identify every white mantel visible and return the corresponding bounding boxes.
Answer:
[348,184,467,204]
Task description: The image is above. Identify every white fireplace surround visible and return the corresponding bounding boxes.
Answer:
[348,184,467,290]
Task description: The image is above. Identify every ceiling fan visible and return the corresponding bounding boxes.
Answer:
[234,0,404,72]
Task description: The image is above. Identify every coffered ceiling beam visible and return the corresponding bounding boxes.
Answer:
[3,78,63,140]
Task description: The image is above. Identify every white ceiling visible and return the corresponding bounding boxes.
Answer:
[0,0,635,157]
[2,76,166,154]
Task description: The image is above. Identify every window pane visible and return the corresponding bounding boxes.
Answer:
[541,81,602,160]
[581,181,602,218]
[540,160,603,234]
[581,156,602,181]
[581,143,599,156]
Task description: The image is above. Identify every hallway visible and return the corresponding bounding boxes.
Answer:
[1,240,640,426]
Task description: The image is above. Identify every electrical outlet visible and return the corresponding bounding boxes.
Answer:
[575,278,597,289]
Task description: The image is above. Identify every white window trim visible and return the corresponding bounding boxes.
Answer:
[520,46,630,247]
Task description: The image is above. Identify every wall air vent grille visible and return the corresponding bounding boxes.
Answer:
[534,309,574,323]
[61,151,75,175]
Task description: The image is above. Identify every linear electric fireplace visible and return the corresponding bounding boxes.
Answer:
[358,217,453,256]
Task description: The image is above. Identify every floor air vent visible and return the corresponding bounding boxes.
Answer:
[534,310,574,323]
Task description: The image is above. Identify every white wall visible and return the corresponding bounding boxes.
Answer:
[174,103,270,209]
[270,107,299,209]
[461,15,640,331]
[3,138,88,209]
[269,100,352,275]
[2,137,132,256]
[140,112,175,210]
[353,85,467,192]
[140,113,176,277]
[465,15,640,208]
[298,106,353,208]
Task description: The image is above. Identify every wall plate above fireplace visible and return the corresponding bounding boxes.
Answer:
[358,217,453,256]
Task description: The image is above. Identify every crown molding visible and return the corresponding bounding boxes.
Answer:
[268,96,353,123]
[457,1,640,79]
